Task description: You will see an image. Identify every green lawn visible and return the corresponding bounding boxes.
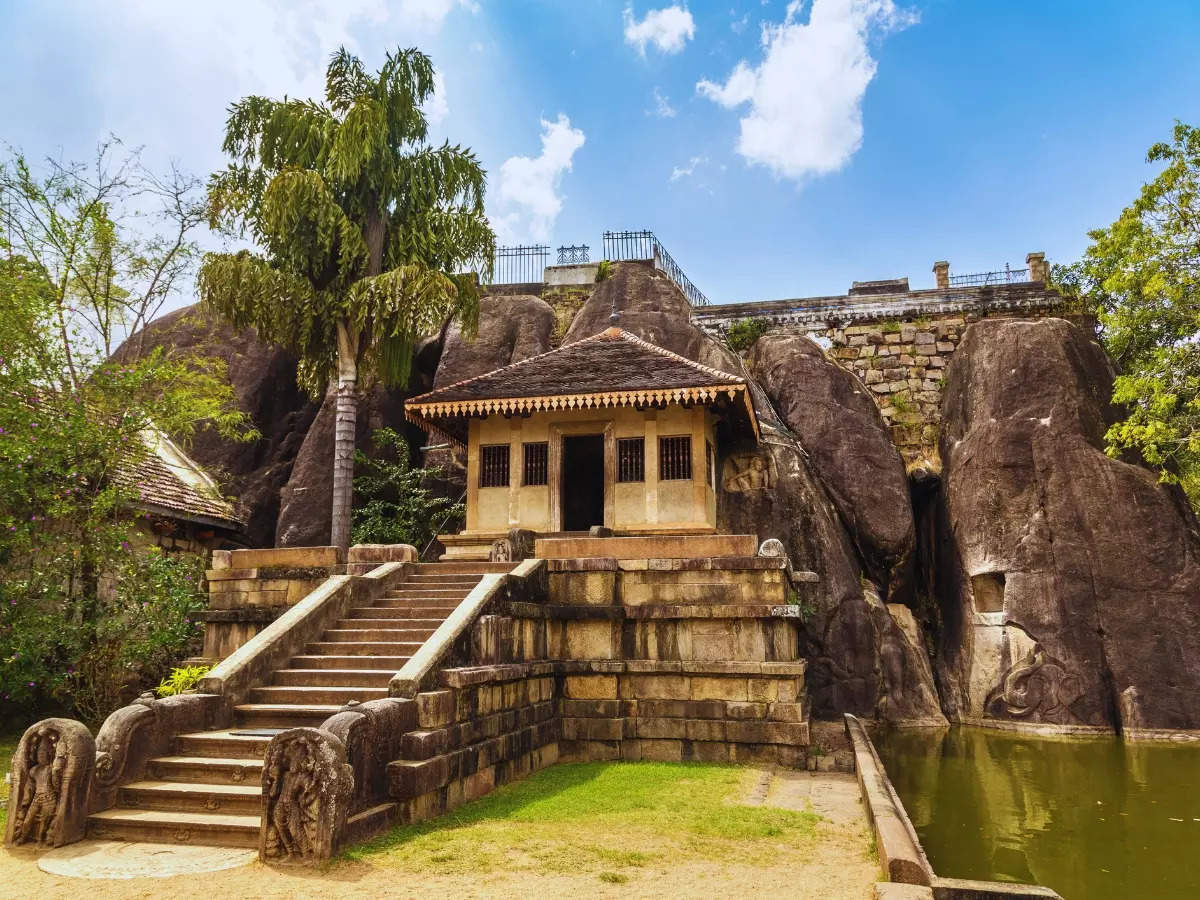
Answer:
[348,761,821,882]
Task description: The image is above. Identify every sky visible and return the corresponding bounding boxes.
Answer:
[2,0,1199,306]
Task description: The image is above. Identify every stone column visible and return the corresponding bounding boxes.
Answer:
[1026,251,1048,282]
[932,260,949,290]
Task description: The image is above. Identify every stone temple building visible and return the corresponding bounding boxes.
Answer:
[404,326,759,559]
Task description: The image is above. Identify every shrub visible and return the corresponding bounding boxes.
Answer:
[726,317,772,353]
[352,428,465,550]
[594,259,613,282]
[157,664,212,697]
[881,321,902,334]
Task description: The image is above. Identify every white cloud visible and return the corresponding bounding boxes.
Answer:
[491,114,586,243]
[649,87,677,118]
[669,155,708,181]
[730,11,750,34]
[697,0,917,181]
[424,71,450,129]
[623,5,696,56]
[396,0,476,32]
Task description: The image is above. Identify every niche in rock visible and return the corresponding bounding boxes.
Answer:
[971,572,1006,613]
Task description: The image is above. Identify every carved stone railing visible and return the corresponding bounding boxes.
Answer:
[389,558,547,699]
[4,693,220,850]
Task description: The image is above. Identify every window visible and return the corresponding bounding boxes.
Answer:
[659,435,692,481]
[617,437,645,482]
[706,440,715,488]
[523,442,548,486]
[479,444,510,488]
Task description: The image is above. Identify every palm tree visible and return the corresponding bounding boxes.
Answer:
[199,47,494,550]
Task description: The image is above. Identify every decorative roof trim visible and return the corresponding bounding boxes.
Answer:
[405,326,744,408]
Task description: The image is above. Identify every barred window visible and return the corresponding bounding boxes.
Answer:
[617,437,645,482]
[659,435,692,481]
[523,442,548,486]
[706,440,715,488]
[479,444,510,488]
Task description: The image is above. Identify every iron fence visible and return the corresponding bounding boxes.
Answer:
[488,244,549,284]
[601,230,710,306]
[557,244,590,264]
[948,264,1031,288]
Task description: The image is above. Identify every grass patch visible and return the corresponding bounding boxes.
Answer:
[347,762,820,878]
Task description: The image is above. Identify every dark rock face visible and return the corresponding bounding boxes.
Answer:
[936,317,1200,733]
[115,305,317,548]
[748,333,916,603]
[433,294,555,387]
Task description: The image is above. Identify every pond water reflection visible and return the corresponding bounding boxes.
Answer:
[874,726,1200,900]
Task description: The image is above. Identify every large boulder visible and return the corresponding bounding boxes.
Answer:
[748,333,916,603]
[114,305,317,548]
[433,294,555,387]
[936,317,1200,734]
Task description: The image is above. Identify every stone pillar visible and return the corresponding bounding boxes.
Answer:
[932,260,949,290]
[1026,251,1048,282]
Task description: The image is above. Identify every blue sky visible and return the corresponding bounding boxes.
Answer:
[2,0,1199,305]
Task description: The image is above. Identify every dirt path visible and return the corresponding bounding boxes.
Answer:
[0,770,878,899]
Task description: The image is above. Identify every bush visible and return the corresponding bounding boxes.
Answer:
[726,317,772,353]
[157,663,212,697]
[594,259,613,283]
[352,428,465,550]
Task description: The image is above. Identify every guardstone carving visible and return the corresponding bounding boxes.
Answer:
[4,719,95,848]
[260,727,354,862]
[721,452,775,493]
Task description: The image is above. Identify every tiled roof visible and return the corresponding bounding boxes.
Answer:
[408,327,744,405]
[112,429,244,530]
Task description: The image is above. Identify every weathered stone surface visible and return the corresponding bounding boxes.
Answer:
[936,318,1200,732]
[748,332,916,603]
[260,727,354,862]
[115,305,318,547]
[4,719,95,848]
[433,294,555,387]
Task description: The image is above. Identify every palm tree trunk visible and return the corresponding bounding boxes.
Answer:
[330,319,359,552]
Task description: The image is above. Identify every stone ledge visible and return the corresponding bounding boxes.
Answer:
[557,659,807,677]
[439,662,556,689]
[200,607,289,624]
[502,602,813,620]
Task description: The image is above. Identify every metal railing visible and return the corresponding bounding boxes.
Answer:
[948,264,1031,288]
[488,244,549,284]
[601,229,710,306]
[556,244,590,264]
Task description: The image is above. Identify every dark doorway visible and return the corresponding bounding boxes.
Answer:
[562,435,605,531]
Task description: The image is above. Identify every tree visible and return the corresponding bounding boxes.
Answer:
[1055,122,1200,509]
[199,46,495,550]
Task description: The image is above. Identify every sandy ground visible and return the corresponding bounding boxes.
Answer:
[0,771,878,899]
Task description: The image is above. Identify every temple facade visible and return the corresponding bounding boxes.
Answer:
[404,327,758,558]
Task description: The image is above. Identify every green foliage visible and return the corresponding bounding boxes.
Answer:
[594,259,613,282]
[881,321,902,334]
[157,663,212,697]
[726,317,772,353]
[1056,122,1200,508]
[890,394,915,414]
[200,46,495,396]
[351,428,464,549]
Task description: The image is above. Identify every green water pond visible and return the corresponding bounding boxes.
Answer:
[874,726,1200,900]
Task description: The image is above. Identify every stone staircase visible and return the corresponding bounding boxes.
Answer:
[86,562,512,848]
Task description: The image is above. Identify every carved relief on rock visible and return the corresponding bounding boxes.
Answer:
[721,452,775,493]
[4,718,95,848]
[260,727,354,862]
[985,644,1085,724]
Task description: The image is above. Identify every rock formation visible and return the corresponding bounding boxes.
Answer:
[935,317,1200,734]
[434,294,556,386]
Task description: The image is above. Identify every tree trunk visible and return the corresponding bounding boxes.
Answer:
[330,319,359,552]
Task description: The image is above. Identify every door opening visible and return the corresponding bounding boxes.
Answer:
[561,434,605,531]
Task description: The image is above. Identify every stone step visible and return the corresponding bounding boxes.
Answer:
[148,755,263,786]
[234,703,342,728]
[305,641,424,656]
[345,802,398,842]
[383,589,473,599]
[118,779,261,815]
[174,730,271,759]
[323,628,436,642]
[273,668,397,688]
[88,807,260,848]
[410,562,512,575]
[290,654,411,670]
[345,608,446,623]
[359,606,460,618]
[249,685,388,705]
[403,574,487,584]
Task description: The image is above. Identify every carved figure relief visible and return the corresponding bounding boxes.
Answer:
[489,538,513,562]
[722,452,775,493]
[985,644,1085,723]
[4,719,95,848]
[261,728,353,862]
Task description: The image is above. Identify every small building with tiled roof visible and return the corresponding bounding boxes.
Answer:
[405,327,757,556]
[113,428,245,553]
